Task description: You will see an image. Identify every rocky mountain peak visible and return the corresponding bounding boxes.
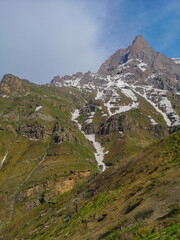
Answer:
[97,34,154,75]
[50,35,180,129]
[98,35,180,76]
[0,74,28,95]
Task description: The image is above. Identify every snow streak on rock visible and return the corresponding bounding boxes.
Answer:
[138,62,147,72]
[95,75,139,117]
[132,86,171,126]
[72,109,107,172]
[132,85,180,127]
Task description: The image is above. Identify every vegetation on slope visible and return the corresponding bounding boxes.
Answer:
[1,130,179,239]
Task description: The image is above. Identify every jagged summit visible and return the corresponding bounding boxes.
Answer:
[98,34,151,74]
[98,35,180,75]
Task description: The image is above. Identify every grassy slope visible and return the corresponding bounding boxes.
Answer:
[0,81,98,228]
[1,130,179,240]
[0,78,179,239]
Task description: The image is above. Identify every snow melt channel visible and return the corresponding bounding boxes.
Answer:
[72,109,107,172]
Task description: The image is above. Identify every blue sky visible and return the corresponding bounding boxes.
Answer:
[1,0,180,84]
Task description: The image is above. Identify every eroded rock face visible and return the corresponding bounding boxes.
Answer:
[15,171,91,210]
[16,122,49,140]
[52,122,74,143]
[16,121,78,142]
[0,74,28,95]
[103,115,125,135]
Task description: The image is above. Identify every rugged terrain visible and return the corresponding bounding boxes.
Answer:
[0,35,180,239]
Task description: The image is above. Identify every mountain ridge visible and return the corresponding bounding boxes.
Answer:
[51,35,180,130]
[0,35,180,239]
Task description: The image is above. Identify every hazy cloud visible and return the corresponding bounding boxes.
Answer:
[0,0,107,83]
[1,0,180,84]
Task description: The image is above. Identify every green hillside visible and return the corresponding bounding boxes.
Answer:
[0,74,179,240]
[1,130,179,239]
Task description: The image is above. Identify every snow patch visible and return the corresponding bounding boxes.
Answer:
[148,115,158,125]
[2,95,9,98]
[172,58,180,64]
[71,109,81,122]
[138,62,147,72]
[0,152,8,168]
[29,138,38,141]
[35,106,43,112]
[95,91,104,100]
[85,119,93,124]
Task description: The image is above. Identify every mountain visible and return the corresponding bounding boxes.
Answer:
[51,35,180,166]
[0,35,180,239]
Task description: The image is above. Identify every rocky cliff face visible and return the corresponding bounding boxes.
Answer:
[17,122,49,140]
[15,170,91,211]
[52,122,76,143]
